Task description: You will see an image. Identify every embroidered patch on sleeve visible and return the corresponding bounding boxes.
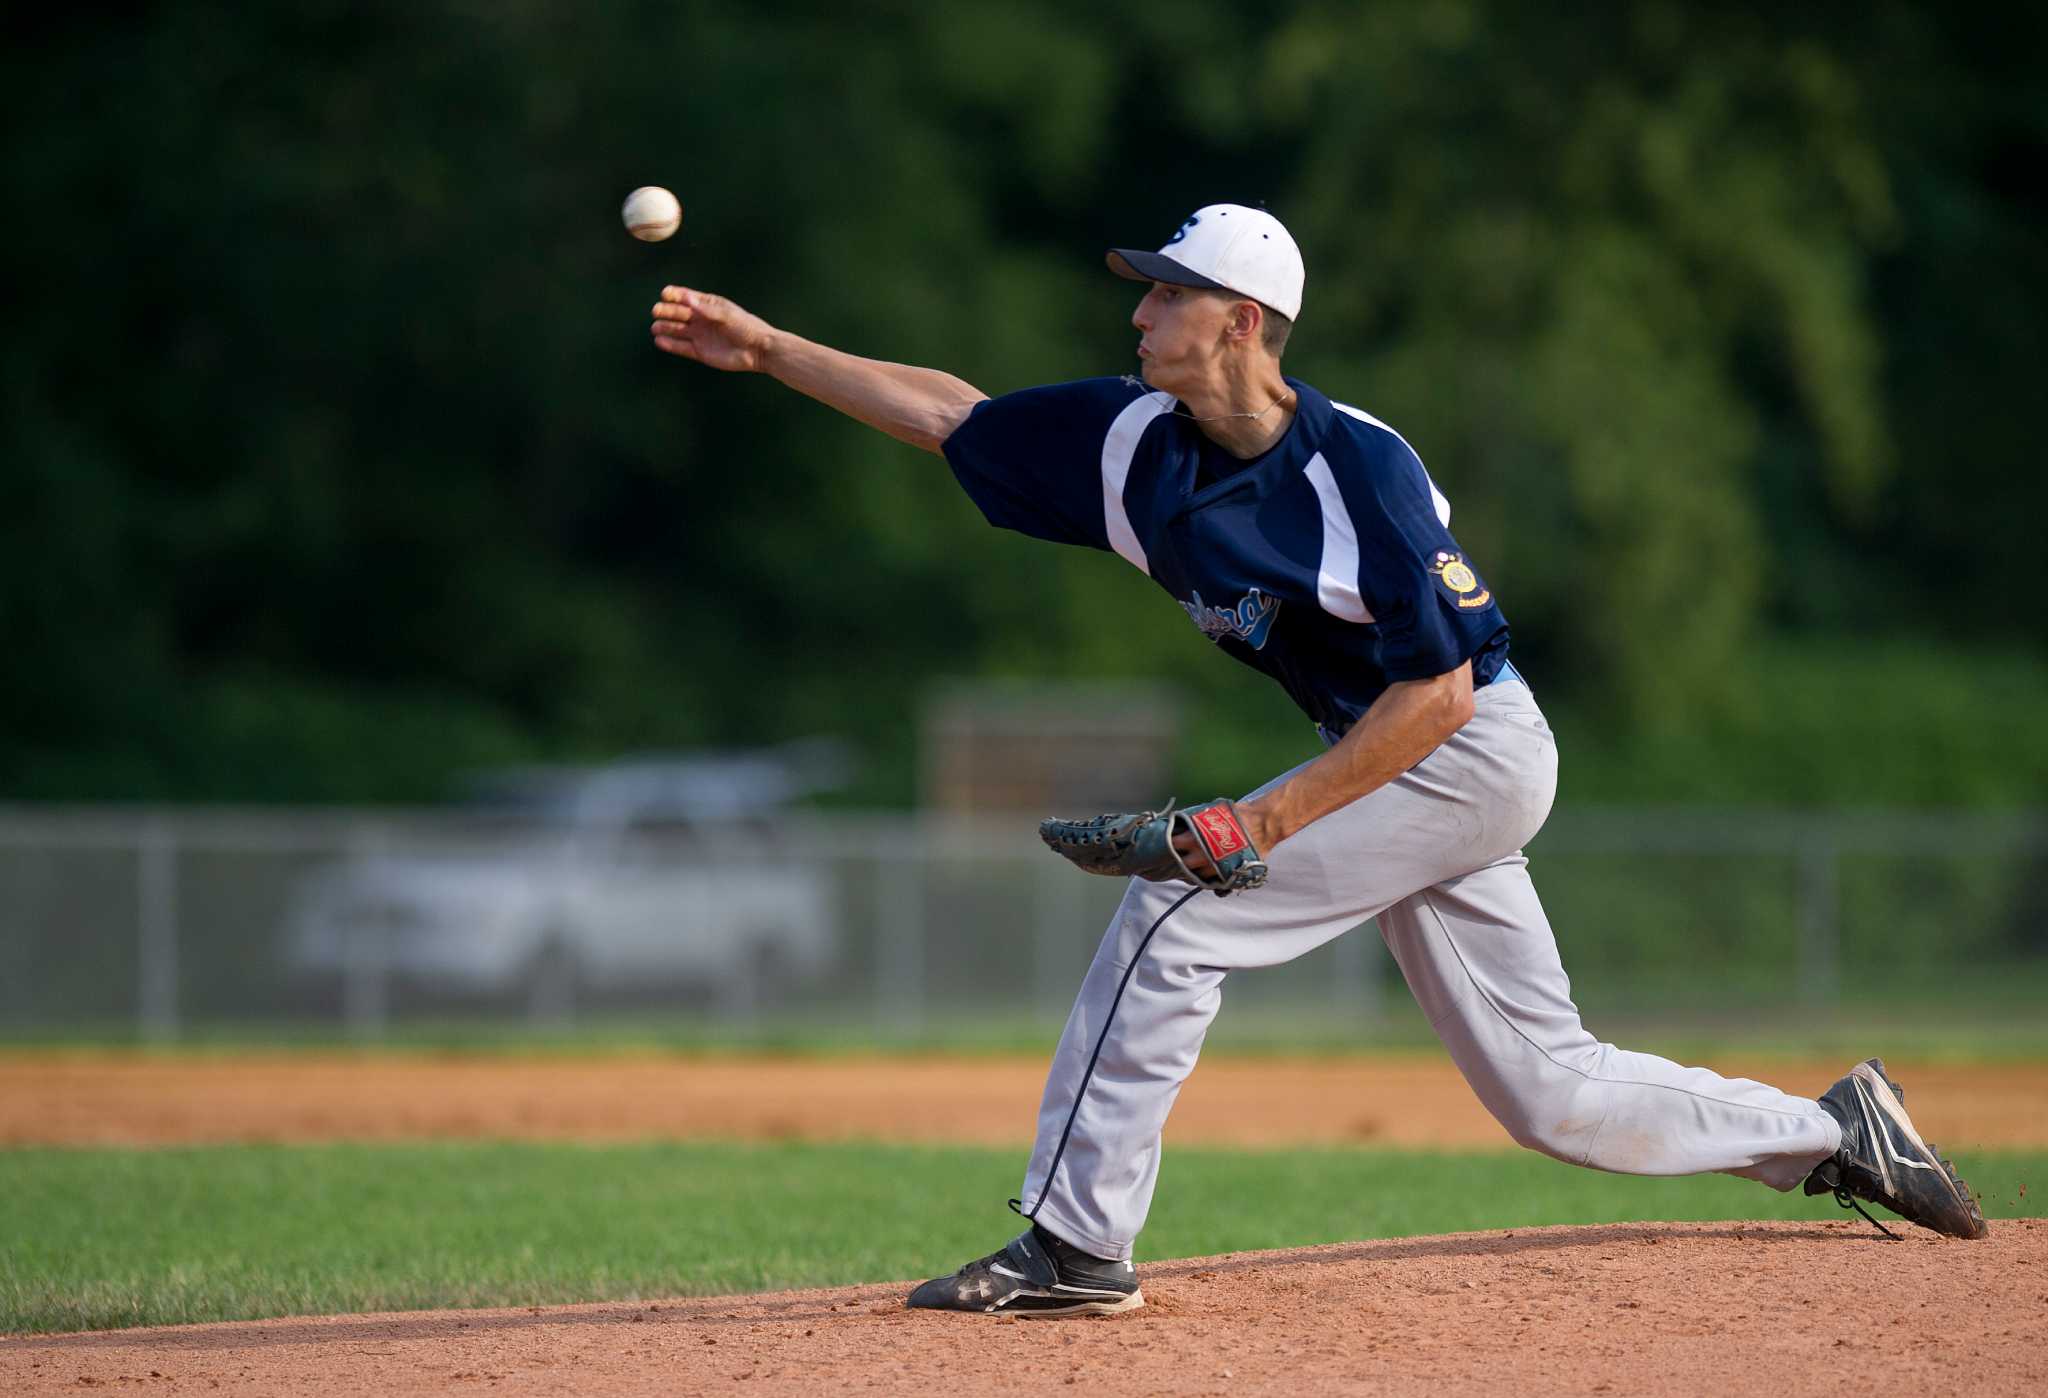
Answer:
[1428,551,1492,610]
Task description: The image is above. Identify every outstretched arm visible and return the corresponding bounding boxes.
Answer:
[651,286,987,453]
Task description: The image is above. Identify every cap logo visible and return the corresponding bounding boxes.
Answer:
[1165,214,1199,246]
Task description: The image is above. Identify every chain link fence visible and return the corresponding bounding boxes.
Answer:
[2,806,2044,1044]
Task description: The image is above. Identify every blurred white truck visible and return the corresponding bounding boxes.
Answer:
[283,751,843,1010]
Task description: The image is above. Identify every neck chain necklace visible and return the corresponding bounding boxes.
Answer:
[1177,391,1295,424]
[1122,376,1295,423]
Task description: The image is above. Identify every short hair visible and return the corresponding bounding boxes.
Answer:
[1260,306,1293,359]
[1201,288,1293,359]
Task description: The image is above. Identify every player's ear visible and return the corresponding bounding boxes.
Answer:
[1230,299,1262,345]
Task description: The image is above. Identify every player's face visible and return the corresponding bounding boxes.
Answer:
[1131,283,1236,392]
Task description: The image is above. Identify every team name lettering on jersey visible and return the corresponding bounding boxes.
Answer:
[1180,588,1281,650]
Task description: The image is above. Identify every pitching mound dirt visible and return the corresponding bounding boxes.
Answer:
[6,1219,2042,1396]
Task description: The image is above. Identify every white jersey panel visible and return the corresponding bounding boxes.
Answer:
[1099,394,1175,574]
[1301,452,1375,624]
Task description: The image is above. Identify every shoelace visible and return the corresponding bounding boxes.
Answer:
[1830,1185,1899,1240]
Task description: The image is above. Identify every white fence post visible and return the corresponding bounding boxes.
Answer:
[137,817,180,1041]
[874,840,926,1038]
[1033,863,1090,1023]
[1798,837,1841,1007]
[1331,919,1383,1024]
[341,822,390,1039]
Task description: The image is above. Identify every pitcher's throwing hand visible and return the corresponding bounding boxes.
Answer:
[650,286,776,373]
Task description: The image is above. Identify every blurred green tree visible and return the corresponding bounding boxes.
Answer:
[0,1,2040,803]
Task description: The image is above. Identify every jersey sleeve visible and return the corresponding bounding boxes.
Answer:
[1333,436,1507,682]
[941,377,1153,550]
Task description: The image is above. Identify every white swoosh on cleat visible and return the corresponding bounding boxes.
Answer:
[1851,1079,1896,1193]
[1854,1075,1938,1185]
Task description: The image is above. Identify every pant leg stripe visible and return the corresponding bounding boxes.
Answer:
[1020,885,1203,1223]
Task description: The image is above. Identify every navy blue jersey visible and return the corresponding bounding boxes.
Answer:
[942,376,1510,739]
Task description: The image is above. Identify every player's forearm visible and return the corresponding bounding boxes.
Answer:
[1241,664,1475,849]
[760,331,987,453]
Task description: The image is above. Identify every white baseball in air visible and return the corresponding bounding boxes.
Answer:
[622,186,681,242]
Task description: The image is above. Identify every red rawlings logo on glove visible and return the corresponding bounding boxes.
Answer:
[1039,797,1268,897]
[1191,805,1247,857]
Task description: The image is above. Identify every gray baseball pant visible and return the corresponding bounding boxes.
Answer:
[1020,678,1843,1262]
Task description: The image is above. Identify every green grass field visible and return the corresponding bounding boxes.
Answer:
[4,1141,2042,1335]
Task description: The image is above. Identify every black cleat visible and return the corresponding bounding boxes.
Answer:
[905,1224,1143,1316]
[1806,1058,1989,1240]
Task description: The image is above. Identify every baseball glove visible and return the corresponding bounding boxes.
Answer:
[1038,798,1269,897]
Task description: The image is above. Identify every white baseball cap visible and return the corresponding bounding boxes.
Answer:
[1106,204,1305,322]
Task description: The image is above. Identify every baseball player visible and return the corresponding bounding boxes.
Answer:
[650,204,1987,1316]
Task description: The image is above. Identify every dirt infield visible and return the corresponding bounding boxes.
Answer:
[6,1050,2047,1149]
[4,1219,2042,1396]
